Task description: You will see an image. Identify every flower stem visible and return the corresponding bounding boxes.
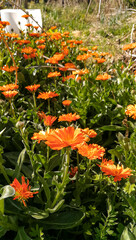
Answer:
[48,98,50,114]
[33,92,37,109]
[0,163,10,184]
[51,147,70,208]
[9,100,16,118]
[20,129,34,171]
[113,182,118,205]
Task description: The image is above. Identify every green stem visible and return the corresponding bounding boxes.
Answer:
[66,106,69,113]
[37,173,51,207]
[33,92,36,109]
[47,146,50,165]
[51,147,70,208]
[20,129,34,170]
[77,152,80,174]
[9,100,15,118]
[0,163,10,184]
[54,101,56,115]
[113,182,118,205]
[54,79,57,89]
[48,98,50,114]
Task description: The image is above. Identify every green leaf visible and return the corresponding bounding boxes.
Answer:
[13,148,26,179]
[108,98,117,105]
[0,128,6,136]
[100,125,126,131]
[14,227,32,240]
[17,72,25,84]
[121,227,136,240]
[124,182,135,194]
[43,207,85,229]
[0,199,4,214]
[0,226,7,238]
[47,199,65,213]
[26,207,49,219]
[48,153,63,171]
[0,185,15,200]
[33,154,46,166]
[108,149,122,161]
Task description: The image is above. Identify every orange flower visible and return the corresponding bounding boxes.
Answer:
[59,63,76,71]
[121,65,124,70]
[0,23,4,29]
[21,47,37,54]
[67,40,75,44]
[78,143,105,160]
[15,39,31,45]
[62,74,76,82]
[10,176,38,207]
[50,26,57,30]
[61,42,66,47]
[75,40,83,44]
[0,21,10,26]
[37,91,59,100]
[23,53,37,59]
[21,14,29,18]
[5,33,19,38]
[122,43,136,51]
[79,47,88,51]
[37,111,46,120]
[50,32,62,40]
[25,84,40,92]
[25,23,32,27]
[29,32,40,37]
[62,31,70,37]
[58,113,80,122]
[0,84,18,91]
[45,126,86,150]
[96,73,111,81]
[69,43,76,48]
[2,90,18,99]
[37,45,45,49]
[62,100,72,106]
[100,52,110,57]
[35,39,45,44]
[31,130,48,143]
[99,159,132,182]
[69,166,78,178]
[59,67,68,72]
[81,128,97,140]
[47,71,61,78]
[125,104,136,120]
[45,57,59,64]
[72,69,89,75]
[62,46,69,56]
[41,32,47,37]
[76,54,91,61]
[2,65,18,72]
[65,63,76,69]
[92,46,97,51]
[43,115,57,127]
[45,53,65,64]
[33,26,39,29]
[94,58,106,63]
[91,52,99,57]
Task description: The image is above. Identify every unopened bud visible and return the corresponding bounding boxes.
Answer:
[16,121,25,129]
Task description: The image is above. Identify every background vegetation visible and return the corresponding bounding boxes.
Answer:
[0,0,136,239]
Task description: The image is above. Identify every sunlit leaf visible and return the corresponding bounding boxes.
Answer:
[0,185,15,200]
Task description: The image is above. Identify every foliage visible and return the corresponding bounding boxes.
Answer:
[0,1,136,239]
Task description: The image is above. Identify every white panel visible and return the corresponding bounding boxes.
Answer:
[0,9,42,34]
